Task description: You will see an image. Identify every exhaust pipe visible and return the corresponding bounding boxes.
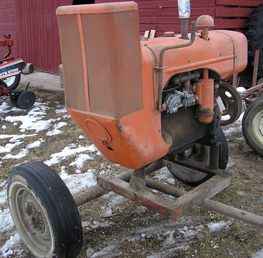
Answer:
[178,0,191,39]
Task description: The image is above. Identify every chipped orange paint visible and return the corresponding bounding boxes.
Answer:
[57,2,247,170]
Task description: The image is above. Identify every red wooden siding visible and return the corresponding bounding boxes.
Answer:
[16,0,72,73]
[215,0,263,30]
[1,0,261,73]
[96,0,216,34]
[0,0,16,55]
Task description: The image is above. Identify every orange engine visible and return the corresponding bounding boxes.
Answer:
[57,2,247,170]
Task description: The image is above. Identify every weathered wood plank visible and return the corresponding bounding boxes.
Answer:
[172,175,231,209]
[97,175,183,219]
[216,6,253,17]
[216,0,262,7]
[204,199,263,226]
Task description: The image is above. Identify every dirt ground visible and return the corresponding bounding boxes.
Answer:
[0,90,263,258]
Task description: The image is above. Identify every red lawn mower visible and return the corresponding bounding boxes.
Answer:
[0,35,35,109]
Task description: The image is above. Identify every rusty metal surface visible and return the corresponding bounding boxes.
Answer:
[82,11,143,117]
[57,3,170,169]
[56,2,248,170]
[144,29,247,85]
[57,14,87,111]
[58,2,143,117]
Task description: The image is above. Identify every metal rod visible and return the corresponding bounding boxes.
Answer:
[180,18,189,39]
[243,82,263,99]
[252,49,260,87]
[204,199,263,226]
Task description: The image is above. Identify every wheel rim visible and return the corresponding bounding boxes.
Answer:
[8,177,55,258]
[217,84,242,126]
[3,76,16,88]
[251,109,263,146]
[220,91,237,121]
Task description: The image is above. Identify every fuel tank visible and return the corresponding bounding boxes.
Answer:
[57,2,247,170]
[142,30,247,86]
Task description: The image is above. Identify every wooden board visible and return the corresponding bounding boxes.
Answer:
[216,0,263,7]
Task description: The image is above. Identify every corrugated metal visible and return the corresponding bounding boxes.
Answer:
[16,0,71,73]
[0,0,17,55]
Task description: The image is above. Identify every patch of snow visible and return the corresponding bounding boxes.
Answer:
[2,125,6,130]
[79,135,85,140]
[4,102,53,133]
[0,134,36,141]
[46,121,67,136]
[2,148,29,160]
[70,153,93,169]
[253,249,263,258]
[90,244,122,258]
[0,101,21,114]
[207,221,230,233]
[0,233,20,257]
[0,209,14,233]
[86,144,100,155]
[0,142,23,154]
[103,192,126,208]
[223,113,244,137]
[56,107,67,114]
[45,144,93,166]
[237,87,247,94]
[0,187,7,206]
[26,139,44,149]
[0,102,8,112]
[60,169,97,195]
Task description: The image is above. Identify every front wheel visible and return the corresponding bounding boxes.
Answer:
[7,161,83,258]
[242,97,263,156]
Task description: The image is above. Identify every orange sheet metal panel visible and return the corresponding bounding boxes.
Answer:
[57,2,170,169]
[143,30,247,85]
[57,2,143,117]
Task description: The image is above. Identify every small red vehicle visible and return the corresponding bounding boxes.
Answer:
[0,35,35,109]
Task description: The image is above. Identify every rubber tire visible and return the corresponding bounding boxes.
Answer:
[246,5,263,77]
[7,161,83,258]
[242,97,263,157]
[3,74,21,91]
[218,82,243,126]
[167,127,229,186]
[11,91,36,109]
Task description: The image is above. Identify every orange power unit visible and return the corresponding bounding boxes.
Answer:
[57,2,247,171]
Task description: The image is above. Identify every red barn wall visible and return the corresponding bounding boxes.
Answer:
[16,0,72,73]
[0,0,17,55]
[6,0,262,73]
